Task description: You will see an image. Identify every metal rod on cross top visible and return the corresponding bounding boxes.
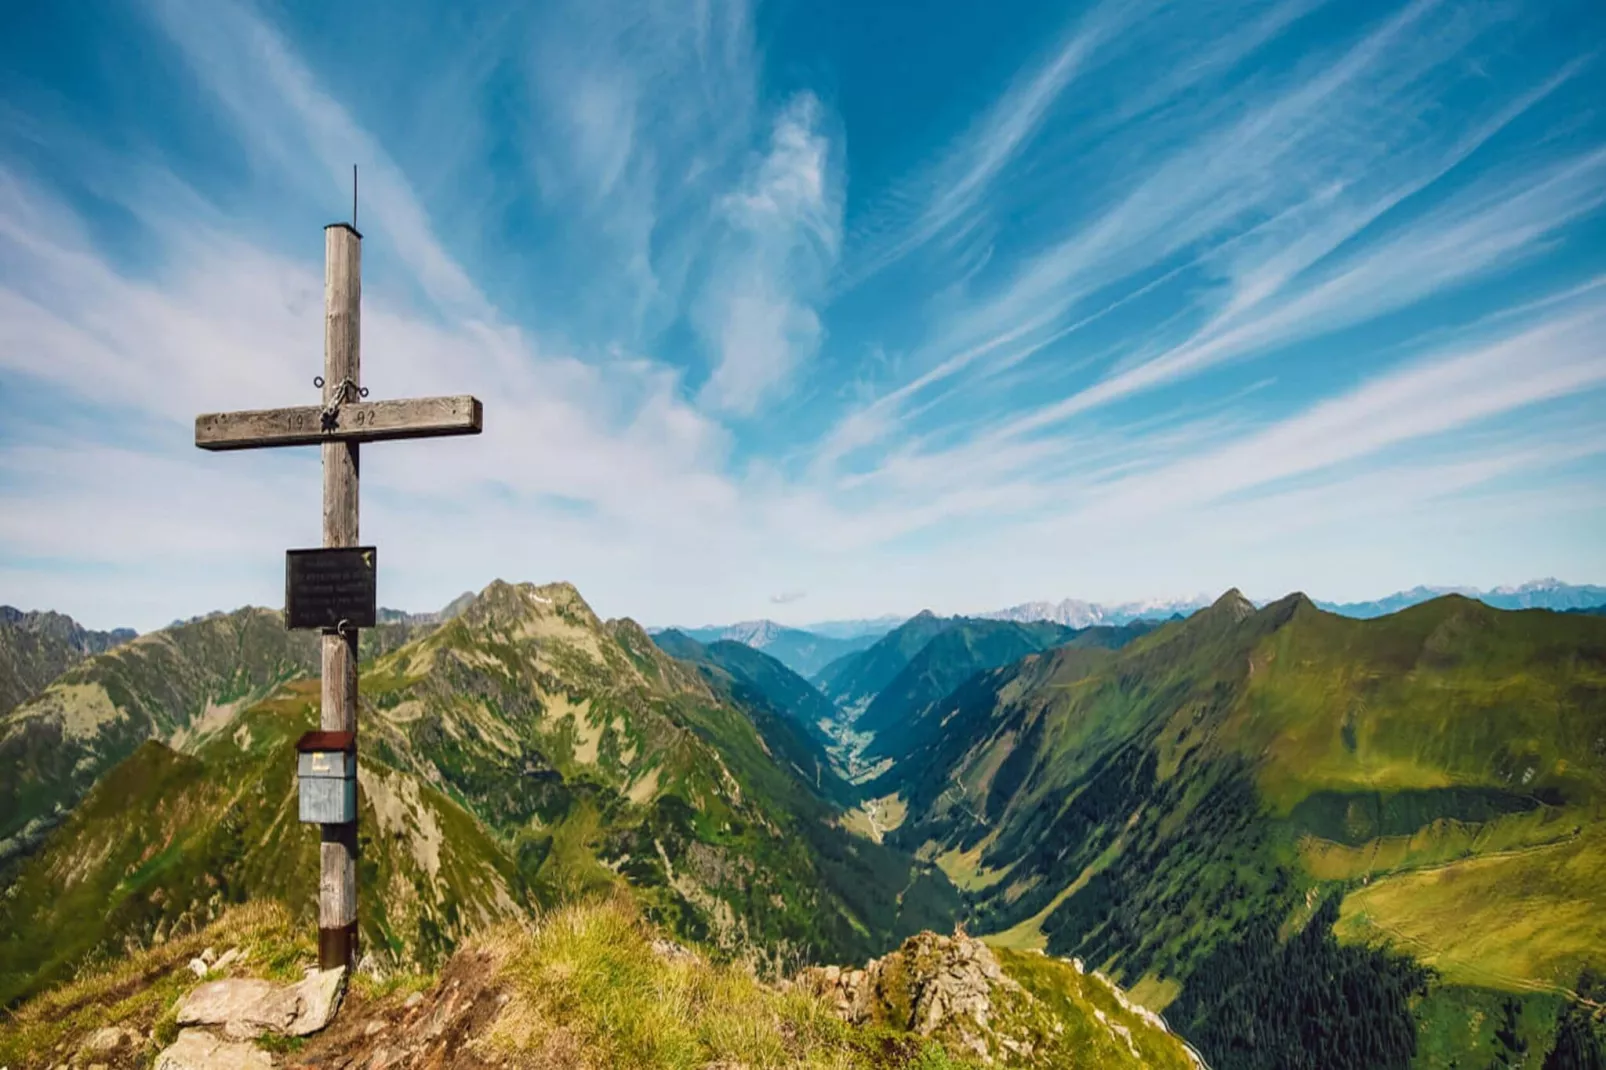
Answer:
[194,221,484,971]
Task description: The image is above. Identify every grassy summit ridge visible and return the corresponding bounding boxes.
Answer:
[0,895,1197,1069]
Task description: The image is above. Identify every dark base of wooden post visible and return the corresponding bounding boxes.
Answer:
[319,922,358,971]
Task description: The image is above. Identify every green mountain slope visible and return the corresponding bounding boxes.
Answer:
[0,609,321,871]
[655,629,841,739]
[860,620,1158,764]
[879,591,1606,1069]
[814,610,958,712]
[0,608,432,876]
[651,629,849,802]
[0,679,528,1008]
[0,580,962,1009]
[0,607,135,717]
[356,581,959,962]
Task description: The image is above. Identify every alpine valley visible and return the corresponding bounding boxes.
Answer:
[1,580,1603,1068]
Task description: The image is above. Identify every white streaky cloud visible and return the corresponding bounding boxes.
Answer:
[519,0,763,334]
[146,0,490,319]
[783,297,1606,556]
[842,0,1329,288]
[1070,308,1606,526]
[818,0,1541,465]
[996,143,1606,443]
[696,93,842,415]
[0,168,743,563]
[2,0,1603,632]
[841,2,1120,284]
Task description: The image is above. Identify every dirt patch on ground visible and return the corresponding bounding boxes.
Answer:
[284,949,514,1069]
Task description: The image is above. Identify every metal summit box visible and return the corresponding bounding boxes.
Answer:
[295,731,357,824]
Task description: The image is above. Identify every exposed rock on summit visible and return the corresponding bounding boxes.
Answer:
[797,929,1041,1063]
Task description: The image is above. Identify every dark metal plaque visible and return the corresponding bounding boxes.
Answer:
[285,547,377,630]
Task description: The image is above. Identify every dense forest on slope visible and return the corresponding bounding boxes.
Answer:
[1167,896,1433,1070]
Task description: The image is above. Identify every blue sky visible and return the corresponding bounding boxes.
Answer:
[1,0,1604,632]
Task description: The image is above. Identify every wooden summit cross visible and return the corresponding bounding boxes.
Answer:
[195,221,483,971]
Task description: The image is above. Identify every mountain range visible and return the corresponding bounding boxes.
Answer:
[1312,578,1606,618]
[0,582,958,1010]
[656,619,886,678]
[0,606,136,718]
[2,579,1604,1068]
[654,581,1606,671]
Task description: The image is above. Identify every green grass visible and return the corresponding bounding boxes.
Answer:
[1336,824,1606,992]
[996,949,1196,1070]
[0,900,308,1068]
[484,896,1189,1069]
[487,895,935,1069]
[1409,985,1563,1069]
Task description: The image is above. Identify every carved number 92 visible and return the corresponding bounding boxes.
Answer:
[288,409,374,431]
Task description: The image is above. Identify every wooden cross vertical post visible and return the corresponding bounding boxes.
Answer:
[195,222,483,971]
[319,223,361,972]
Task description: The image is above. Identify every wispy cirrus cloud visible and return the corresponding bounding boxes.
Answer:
[697,93,843,415]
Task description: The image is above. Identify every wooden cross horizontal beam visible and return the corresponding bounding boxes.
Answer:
[195,395,482,451]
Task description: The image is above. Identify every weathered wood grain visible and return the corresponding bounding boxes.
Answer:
[320,223,361,970]
[194,395,482,450]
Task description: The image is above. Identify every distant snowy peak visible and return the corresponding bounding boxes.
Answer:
[1319,579,1606,617]
[984,580,1606,627]
[981,594,1213,627]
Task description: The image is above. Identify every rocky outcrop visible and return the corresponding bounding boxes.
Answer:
[796,928,1042,1063]
[174,967,346,1040]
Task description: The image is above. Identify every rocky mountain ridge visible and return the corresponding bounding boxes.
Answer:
[0,605,137,718]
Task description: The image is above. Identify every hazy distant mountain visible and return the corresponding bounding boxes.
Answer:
[376,590,477,626]
[653,618,887,678]
[982,579,1606,627]
[799,615,908,640]
[1316,578,1606,618]
[980,595,1214,628]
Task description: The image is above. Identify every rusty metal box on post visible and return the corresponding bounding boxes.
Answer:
[295,731,357,824]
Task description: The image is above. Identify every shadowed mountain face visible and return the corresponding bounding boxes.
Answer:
[871,591,1606,1069]
[652,631,840,740]
[814,611,960,713]
[0,581,959,1009]
[858,620,1159,764]
[0,607,136,717]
